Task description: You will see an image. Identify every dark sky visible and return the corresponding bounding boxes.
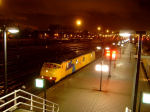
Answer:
[0,0,150,30]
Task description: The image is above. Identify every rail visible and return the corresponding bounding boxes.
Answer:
[0,89,59,112]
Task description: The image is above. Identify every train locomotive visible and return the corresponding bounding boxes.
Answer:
[40,51,95,83]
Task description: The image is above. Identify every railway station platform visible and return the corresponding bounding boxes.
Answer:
[38,43,137,112]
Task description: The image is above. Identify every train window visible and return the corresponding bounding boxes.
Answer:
[76,59,78,64]
[44,63,60,69]
[83,57,85,62]
[66,62,69,69]
[54,65,61,69]
[66,61,72,69]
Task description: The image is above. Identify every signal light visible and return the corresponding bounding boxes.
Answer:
[106,50,110,57]
[112,50,116,59]
[105,50,117,60]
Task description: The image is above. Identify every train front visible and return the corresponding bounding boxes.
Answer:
[40,62,61,83]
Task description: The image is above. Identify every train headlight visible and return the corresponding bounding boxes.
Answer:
[46,70,48,73]
[49,77,52,80]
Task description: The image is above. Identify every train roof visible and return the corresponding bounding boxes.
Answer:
[44,50,94,64]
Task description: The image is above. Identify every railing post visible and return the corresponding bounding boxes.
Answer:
[30,95,33,111]
[52,104,54,112]
[43,99,45,112]
[14,90,17,106]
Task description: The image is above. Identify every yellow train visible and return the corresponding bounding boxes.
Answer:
[40,51,95,83]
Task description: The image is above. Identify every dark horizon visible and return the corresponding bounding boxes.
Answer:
[0,0,150,31]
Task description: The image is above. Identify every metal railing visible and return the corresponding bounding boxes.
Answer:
[0,89,59,112]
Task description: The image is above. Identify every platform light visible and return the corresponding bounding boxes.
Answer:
[125,107,132,112]
[119,32,131,37]
[112,43,115,45]
[143,92,150,104]
[35,78,44,88]
[96,46,101,50]
[95,64,109,72]
[121,44,124,47]
[95,63,109,91]
[95,64,101,71]
[117,42,121,46]
[105,47,110,50]
[8,28,19,34]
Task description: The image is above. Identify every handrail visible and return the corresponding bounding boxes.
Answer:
[20,102,52,112]
[19,96,55,109]
[0,89,59,112]
[3,102,21,112]
[19,89,58,105]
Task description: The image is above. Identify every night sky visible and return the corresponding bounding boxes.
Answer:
[0,0,150,30]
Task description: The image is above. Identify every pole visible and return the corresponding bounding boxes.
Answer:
[138,92,142,112]
[114,59,116,68]
[108,54,111,77]
[44,79,46,112]
[4,28,8,95]
[129,51,132,62]
[100,61,103,91]
[120,47,121,58]
[133,33,143,112]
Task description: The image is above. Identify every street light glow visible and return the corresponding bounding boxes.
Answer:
[8,28,19,34]
[119,32,131,37]
[106,29,109,33]
[76,19,82,26]
[97,26,101,31]
[105,47,110,50]
[112,43,115,45]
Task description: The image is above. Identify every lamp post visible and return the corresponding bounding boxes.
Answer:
[95,62,109,91]
[106,29,109,33]
[97,26,101,31]
[75,19,82,38]
[97,26,101,39]
[138,92,150,112]
[132,31,146,112]
[35,78,47,112]
[104,47,112,77]
[2,26,19,95]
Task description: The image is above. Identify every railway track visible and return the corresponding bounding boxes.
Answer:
[0,41,96,96]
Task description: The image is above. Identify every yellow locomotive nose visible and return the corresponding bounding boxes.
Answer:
[40,63,61,82]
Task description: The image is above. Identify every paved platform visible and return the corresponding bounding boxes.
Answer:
[39,43,136,112]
